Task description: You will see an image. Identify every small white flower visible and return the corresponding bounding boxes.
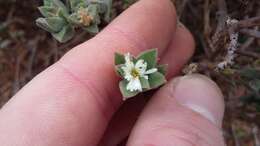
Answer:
[121,53,157,92]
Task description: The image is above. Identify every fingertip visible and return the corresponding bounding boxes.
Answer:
[172,74,225,127]
[95,0,177,54]
[127,74,225,146]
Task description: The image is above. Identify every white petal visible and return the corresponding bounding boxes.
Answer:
[121,56,135,81]
[143,75,148,80]
[145,68,158,74]
[135,59,147,74]
[124,53,132,64]
[124,73,133,81]
[121,66,131,74]
[126,78,142,92]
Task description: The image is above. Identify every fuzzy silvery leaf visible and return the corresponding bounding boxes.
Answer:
[87,4,101,24]
[67,13,81,25]
[52,0,69,13]
[148,72,167,89]
[92,0,112,22]
[115,52,125,65]
[36,18,56,33]
[43,0,52,6]
[38,6,57,17]
[119,80,139,99]
[83,24,99,33]
[37,17,66,33]
[157,64,168,75]
[52,25,75,43]
[37,0,113,42]
[103,0,113,22]
[69,0,84,11]
[137,49,157,69]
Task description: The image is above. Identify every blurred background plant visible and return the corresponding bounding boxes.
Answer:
[0,0,260,145]
[36,0,112,42]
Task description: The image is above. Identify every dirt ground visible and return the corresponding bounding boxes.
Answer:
[0,0,260,145]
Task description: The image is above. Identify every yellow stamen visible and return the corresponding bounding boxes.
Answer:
[131,68,140,78]
[78,8,93,26]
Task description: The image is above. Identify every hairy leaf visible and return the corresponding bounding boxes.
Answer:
[148,72,167,89]
[115,52,125,65]
[137,49,157,69]
[140,77,150,89]
[115,65,124,77]
[52,25,75,43]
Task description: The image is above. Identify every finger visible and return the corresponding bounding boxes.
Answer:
[98,25,195,146]
[59,0,177,98]
[0,0,177,146]
[127,74,225,146]
[160,23,195,78]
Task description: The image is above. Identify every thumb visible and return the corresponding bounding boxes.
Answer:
[127,74,225,146]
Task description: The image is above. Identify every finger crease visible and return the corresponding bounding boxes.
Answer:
[57,63,117,121]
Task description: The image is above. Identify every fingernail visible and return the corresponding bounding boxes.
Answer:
[172,74,224,127]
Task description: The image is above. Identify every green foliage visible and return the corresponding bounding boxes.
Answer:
[114,52,125,65]
[36,0,112,43]
[148,72,167,89]
[119,80,139,99]
[137,49,157,69]
[115,49,167,99]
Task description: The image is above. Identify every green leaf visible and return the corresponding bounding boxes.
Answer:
[87,4,101,24]
[96,0,112,22]
[119,80,139,100]
[115,65,124,77]
[36,18,56,33]
[104,0,112,22]
[157,64,168,75]
[43,0,52,6]
[53,0,68,13]
[69,0,83,11]
[140,77,150,89]
[68,13,81,25]
[240,68,260,80]
[38,6,57,17]
[52,25,75,43]
[137,49,157,69]
[84,24,99,34]
[115,52,125,65]
[47,17,66,32]
[148,72,167,89]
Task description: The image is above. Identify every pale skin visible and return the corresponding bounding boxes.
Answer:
[0,0,225,145]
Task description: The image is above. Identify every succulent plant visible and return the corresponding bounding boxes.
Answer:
[36,0,112,43]
[114,49,168,100]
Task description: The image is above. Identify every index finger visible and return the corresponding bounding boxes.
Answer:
[0,0,177,145]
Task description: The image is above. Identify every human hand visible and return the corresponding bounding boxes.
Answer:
[0,0,225,145]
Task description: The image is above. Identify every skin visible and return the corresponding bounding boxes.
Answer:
[0,0,225,145]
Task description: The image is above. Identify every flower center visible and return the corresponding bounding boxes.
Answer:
[131,68,140,78]
[78,8,93,26]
